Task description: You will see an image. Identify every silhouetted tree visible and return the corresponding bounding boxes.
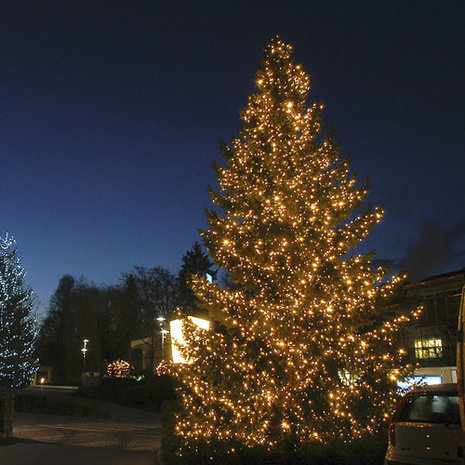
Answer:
[123,266,178,368]
[37,276,108,382]
[178,242,215,315]
[38,276,79,382]
[102,275,145,362]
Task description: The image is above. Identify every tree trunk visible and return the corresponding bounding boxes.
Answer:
[0,388,14,439]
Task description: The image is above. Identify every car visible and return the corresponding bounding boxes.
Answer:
[385,383,465,465]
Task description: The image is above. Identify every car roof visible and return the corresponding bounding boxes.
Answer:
[409,383,458,394]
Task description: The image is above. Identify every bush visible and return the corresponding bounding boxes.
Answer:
[80,374,177,412]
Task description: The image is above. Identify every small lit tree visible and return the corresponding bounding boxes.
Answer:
[107,359,134,378]
[167,37,415,459]
[0,233,38,437]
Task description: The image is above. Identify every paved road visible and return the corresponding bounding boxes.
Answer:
[0,442,158,465]
[13,412,162,451]
[0,386,163,465]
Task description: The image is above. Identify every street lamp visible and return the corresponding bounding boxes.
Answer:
[81,338,89,372]
[161,329,169,351]
[156,317,169,358]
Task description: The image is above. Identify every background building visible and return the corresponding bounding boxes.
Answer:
[396,268,465,384]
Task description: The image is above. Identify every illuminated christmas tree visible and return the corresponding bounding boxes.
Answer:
[0,233,38,390]
[168,37,414,457]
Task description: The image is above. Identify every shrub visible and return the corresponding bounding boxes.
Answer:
[81,374,177,412]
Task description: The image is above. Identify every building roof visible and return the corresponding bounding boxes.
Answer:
[404,267,465,298]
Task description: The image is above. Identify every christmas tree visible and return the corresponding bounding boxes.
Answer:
[0,233,38,390]
[168,37,414,457]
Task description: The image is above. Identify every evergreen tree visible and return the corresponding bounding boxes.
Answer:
[117,273,145,356]
[38,276,109,381]
[103,275,145,361]
[0,233,38,389]
[168,37,415,456]
[124,266,178,368]
[38,275,79,383]
[178,242,215,315]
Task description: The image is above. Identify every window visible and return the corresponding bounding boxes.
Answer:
[399,393,460,424]
[414,338,443,359]
[397,375,442,391]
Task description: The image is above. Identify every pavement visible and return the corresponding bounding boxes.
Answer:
[0,443,159,465]
[0,385,164,465]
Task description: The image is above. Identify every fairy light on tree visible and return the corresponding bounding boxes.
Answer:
[0,233,38,438]
[107,359,134,378]
[0,233,38,389]
[167,37,416,457]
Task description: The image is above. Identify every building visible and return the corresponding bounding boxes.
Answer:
[396,267,465,384]
[130,318,171,371]
[131,334,167,372]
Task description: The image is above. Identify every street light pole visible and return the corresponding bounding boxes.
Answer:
[157,317,168,360]
[81,338,89,372]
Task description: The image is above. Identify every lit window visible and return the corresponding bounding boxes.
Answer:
[338,369,359,385]
[414,338,443,359]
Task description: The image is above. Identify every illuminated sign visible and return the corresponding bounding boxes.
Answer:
[170,316,210,364]
[397,375,443,391]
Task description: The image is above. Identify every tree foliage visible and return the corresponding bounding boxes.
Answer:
[37,276,101,382]
[178,242,215,315]
[0,233,38,389]
[167,38,415,457]
[37,266,179,381]
[123,266,178,323]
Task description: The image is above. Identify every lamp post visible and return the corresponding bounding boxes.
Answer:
[157,317,168,359]
[161,329,169,351]
[81,338,89,372]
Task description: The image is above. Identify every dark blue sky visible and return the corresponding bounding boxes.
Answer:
[2,1,464,315]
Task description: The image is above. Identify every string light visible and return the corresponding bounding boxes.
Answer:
[107,359,134,378]
[0,232,39,389]
[165,37,417,457]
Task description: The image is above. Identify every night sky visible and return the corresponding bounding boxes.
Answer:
[1,1,464,316]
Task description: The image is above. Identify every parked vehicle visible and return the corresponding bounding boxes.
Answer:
[385,383,465,465]
[456,285,465,430]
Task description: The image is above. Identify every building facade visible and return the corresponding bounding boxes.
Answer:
[396,268,465,384]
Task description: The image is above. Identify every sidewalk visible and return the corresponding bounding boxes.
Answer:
[0,386,164,465]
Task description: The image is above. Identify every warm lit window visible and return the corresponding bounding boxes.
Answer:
[414,338,443,359]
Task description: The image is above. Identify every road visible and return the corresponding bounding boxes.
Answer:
[0,442,159,465]
[0,386,163,465]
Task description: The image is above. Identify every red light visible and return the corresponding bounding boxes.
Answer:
[388,393,410,447]
[388,422,396,446]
